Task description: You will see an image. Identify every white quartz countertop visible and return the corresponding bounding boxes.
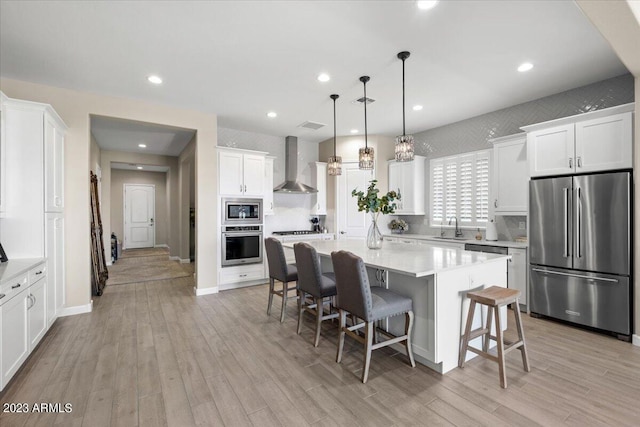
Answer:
[0,258,45,285]
[384,233,528,249]
[283,239,509,278]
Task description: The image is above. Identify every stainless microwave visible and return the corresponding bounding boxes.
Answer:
[222,198,262,225]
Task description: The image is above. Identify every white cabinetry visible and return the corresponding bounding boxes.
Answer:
[46,213,64,327]
[311,162,327,215]
[508,248,527,309]
[44,114,64,212]
[218,148,266,197]
[264,156,275,215]
[27,273,47,351]
[1,285,29,389]
[388,156,425,215]
[524,105,633,178]
[491,133,528,215]
[0,260,48,391]
[1,95,66,334]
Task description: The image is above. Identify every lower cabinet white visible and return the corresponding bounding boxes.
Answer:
[219,263,266,291]
[0,260,48,391]
[0,286,29,389]
[508,248,527,308]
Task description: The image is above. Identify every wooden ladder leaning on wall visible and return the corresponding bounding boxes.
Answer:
[90,172,108,296]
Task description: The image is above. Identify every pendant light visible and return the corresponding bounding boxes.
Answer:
[358,76,374,170]
[327,94,342,176]
[395,51,415,162]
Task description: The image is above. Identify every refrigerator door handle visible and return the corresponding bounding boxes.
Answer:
[563,188,570,257]
[531,268,619,283]
[576,187,582,258]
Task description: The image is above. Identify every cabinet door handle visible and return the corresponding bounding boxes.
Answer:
[35,270,43,275]
[12,283,21,289]
[27,294,34,309]
[569,157,573,168]
[494,199,498,208]
[239,274,247,278]
[577,157,582,168]
[270,202,273,209]
[240,185,243,192]
[0,293,5,300]
[244,185,247,192]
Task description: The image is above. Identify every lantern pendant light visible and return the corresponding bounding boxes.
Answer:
[395,51,415,162]
[327,94,342,176]
[358,76,374,170]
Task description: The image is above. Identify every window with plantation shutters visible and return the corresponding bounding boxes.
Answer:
[430,150,491,228]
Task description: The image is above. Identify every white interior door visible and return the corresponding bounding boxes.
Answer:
[336,163,374,240]
[124,184,155,249]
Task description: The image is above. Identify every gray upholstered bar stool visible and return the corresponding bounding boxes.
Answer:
[458,286,530,388]
[293,242,338,347]
[264,237,298,323]
[331,250,416,383]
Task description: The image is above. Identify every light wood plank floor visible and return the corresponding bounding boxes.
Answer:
[1,264,640,426]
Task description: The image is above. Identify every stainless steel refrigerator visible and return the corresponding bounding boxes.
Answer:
[529,171,632,340]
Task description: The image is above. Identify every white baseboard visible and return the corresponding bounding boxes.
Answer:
[633,334,640,347]
[58,300,93,317]
[169,256,180,261]
[179,258,191,264]
[154,244,169,248]
[194,286,218,296]
[106,260,112,266]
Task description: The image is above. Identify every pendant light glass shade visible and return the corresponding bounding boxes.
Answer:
[395,51,415,162]
[328,94,342,176]
[358,76,374,170]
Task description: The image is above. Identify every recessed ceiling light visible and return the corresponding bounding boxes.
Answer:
[317,73,330,82]
[518,62,534,72]
[417,1,438,10]
[147,75,163,84]
[267,111,277,118]
[138,143,147,148]
[137,166,143,170]
[413,105,423,111]
[350,129,359,134]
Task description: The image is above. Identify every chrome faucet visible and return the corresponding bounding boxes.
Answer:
[449,216,463,238]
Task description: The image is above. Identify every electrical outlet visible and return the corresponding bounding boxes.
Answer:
[518,221,526,230]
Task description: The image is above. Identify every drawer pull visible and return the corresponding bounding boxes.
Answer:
[12,283,22,289]
[35,270,43,275]
[0,293,5,299]
[239,274,248,277]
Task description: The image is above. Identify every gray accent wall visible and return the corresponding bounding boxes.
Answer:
[412,73,634,159]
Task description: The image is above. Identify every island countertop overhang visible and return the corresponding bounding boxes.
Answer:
[282,239,509,278]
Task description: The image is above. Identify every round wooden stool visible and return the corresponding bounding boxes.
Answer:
[458,286,530,388]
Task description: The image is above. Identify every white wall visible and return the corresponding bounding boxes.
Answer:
[0,77,218,309]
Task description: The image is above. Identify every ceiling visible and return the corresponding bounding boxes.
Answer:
[0,1,631,149]
[91,115,195,156]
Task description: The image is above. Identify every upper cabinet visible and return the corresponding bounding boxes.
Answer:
[388,156,425,215]
[491,133,528,215]
[263,156,275,215]
[523,104,633,178]
[311,162,327,215]
[217,148,266,197]
[44,112,65,212]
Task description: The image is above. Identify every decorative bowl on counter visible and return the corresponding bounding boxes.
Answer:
[389,219,408,234]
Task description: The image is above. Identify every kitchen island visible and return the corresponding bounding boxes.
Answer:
[284,239,509,374]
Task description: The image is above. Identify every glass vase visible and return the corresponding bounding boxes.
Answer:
[367,214,383,249]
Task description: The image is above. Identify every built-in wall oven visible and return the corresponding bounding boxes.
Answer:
[222,198,262,225]
[221,225,263,266]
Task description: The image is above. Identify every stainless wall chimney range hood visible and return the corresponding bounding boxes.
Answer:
[273,136,317,194]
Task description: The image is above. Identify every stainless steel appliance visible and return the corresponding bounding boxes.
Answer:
[221,225,263,266]
[222,198,262,225]
[529,171,632,340]
[464,243,508,256]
